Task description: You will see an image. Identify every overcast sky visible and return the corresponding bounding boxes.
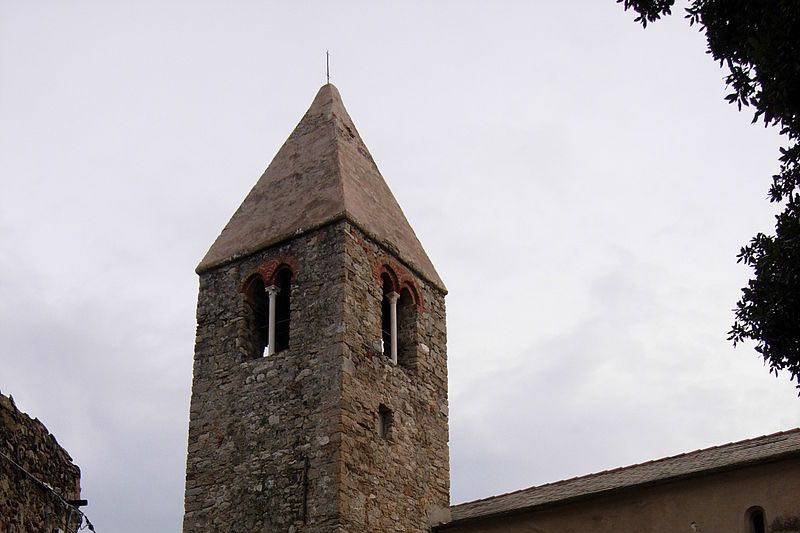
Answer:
[2,1,798,531]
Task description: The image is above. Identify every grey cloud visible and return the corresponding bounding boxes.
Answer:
[2,2,798,531]
[450,252,796,504]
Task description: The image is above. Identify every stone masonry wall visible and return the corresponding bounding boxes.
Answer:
[338,221,450,532]
[183,220,450,533]
[0,392,82,533]
[183,223,348,533]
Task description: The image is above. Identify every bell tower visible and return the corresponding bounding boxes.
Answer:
[183,84,450,532]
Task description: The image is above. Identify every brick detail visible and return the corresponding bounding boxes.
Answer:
[238,255,300,293]
[373,254,423,310]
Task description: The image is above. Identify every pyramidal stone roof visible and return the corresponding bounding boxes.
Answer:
[197,84,445,292]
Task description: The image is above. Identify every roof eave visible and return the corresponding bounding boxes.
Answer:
[196,213,448,294]
[436,449,800,530]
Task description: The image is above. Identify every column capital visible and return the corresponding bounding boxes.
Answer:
[265,285,280,295]
[387,291,400,303]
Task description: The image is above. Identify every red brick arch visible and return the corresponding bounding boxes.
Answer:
[239,255,299,293]
[377,264,400,293]
[374,258,423,310]
[398,281,420,307]
[240,272,265,295]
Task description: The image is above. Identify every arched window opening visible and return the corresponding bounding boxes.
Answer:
[380,273,395,358]
[244,276,269,358]
[746,507,766,533]
[397,287,418,369]
[274,267,292,353]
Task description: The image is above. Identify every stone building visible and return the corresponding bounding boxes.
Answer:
[1,392,84,532]
[437,429,800,533]
[184,83,800,532]
[183,84,449,532]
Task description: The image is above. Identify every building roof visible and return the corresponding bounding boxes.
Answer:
[197,84,445,292]
[438,428,800,528]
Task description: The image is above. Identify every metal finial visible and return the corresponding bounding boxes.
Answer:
[326,50,330,84]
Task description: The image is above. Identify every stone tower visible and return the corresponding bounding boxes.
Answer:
[183,84,450,533]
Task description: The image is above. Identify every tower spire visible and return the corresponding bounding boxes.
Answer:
[326,50,330,84]
[197,83,445,291]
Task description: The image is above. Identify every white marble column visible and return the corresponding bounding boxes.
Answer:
[388,291,400,364]
[266,285,279,356]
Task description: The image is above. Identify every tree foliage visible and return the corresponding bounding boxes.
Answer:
[619,0,800,387]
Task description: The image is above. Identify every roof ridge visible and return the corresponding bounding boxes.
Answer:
[331,107,349,226]
[451,427,800,509]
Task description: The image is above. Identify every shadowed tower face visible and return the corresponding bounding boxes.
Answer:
[183,84,450,533]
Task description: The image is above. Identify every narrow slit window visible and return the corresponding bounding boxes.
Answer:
[381,273,393,357]
[274,268,292,352]
[378,404,393,440]
[244,276,268,358]
[397,287,418,369]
